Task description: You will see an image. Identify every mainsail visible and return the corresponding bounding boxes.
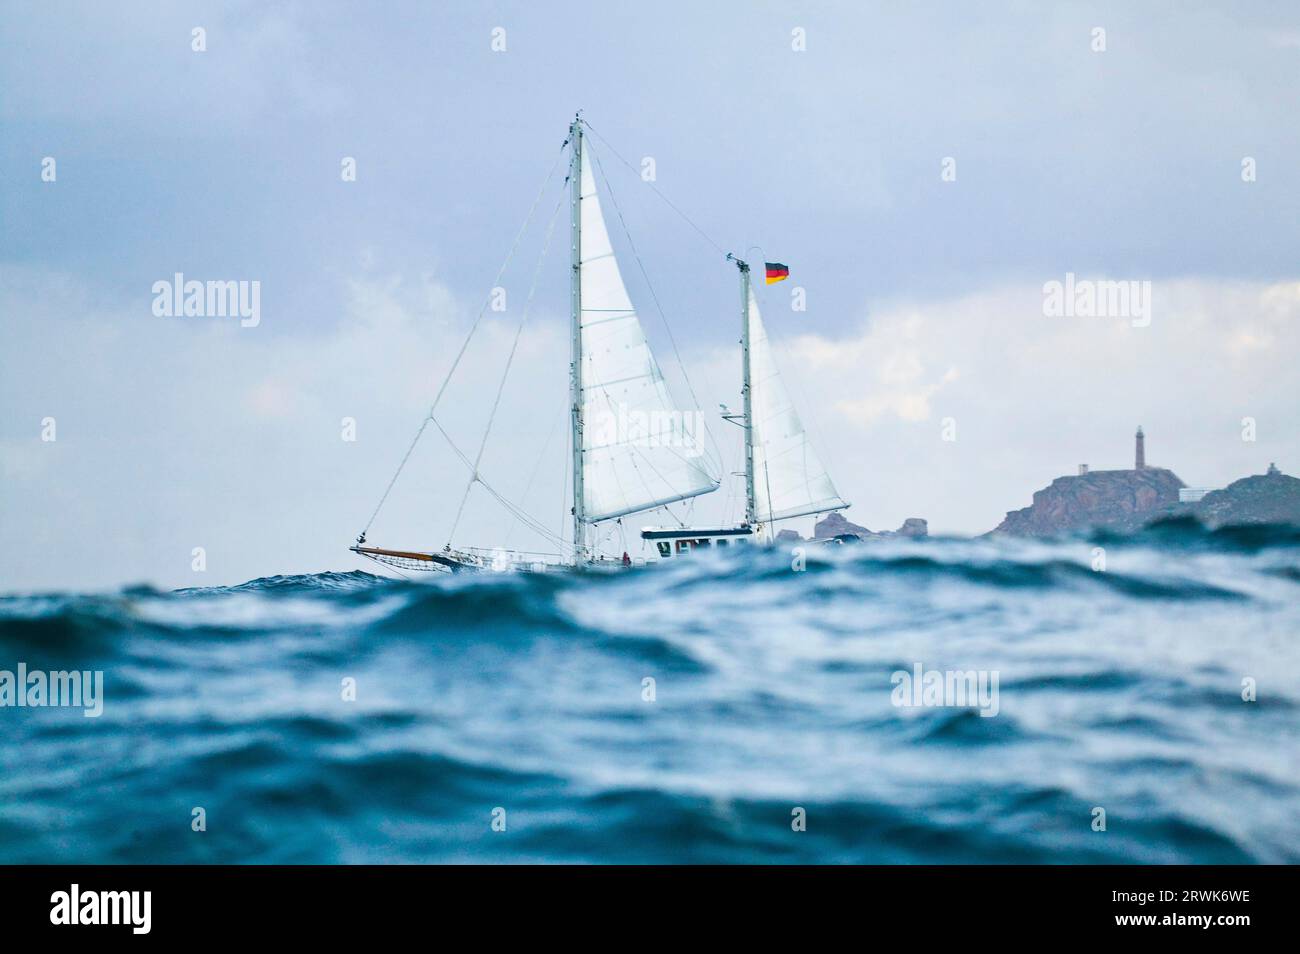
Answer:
[577,144,719,523]
[747,289,847,522]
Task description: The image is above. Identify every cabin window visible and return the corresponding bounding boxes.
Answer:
[656,541,671,558]
[675,540,690,554]
[716,539,728,548]
[693,539,711,549]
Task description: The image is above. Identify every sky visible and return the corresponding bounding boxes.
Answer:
[1,0,1298,590]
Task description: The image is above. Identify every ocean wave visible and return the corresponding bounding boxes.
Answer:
[1090,516,1300,551]
[1,532,1298,863]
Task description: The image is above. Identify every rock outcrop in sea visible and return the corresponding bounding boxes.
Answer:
[771,513,929,545]
[811,512,929,542]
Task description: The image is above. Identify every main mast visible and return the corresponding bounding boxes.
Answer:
[569,116,586,565]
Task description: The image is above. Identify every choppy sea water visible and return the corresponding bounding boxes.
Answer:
[1,520,1297,864]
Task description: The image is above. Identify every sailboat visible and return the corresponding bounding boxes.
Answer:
[351,116,847,573]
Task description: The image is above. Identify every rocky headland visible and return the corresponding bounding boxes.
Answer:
[992,467,1185,536]
[990,464,1299,537]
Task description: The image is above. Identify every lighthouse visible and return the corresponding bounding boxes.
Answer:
[1135,426,1145,470]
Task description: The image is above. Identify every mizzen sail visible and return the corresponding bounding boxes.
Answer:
[747,289,846,522]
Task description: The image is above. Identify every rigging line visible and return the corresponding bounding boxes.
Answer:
[503,400,566,548]
[593,402,691,531]
[574,358,634,534]
[360,139,568,537]
[581,119,727,258]
[587,142,726,479]
[753,281,845,502]
[478,480,567,548]
[582,354,715,531]
[490,485,567,548]
[722,419,740,526]
[581,365,680,528]
[429,140,569,418]
[360,417,430,537]
[587,364,719,502]
[433,416,566,548]
[626,438,706,525]
[446,186,567,546]
[356,551,415,581]
[559,415,571,546]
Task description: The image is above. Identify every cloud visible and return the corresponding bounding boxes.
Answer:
[0,264,569,591]
[0,1,346,127]
[682,278,1300,536]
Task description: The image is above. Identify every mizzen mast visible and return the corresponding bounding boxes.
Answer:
[727,254,758,531]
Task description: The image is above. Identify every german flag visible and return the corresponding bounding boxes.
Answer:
[765,262,789,284]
